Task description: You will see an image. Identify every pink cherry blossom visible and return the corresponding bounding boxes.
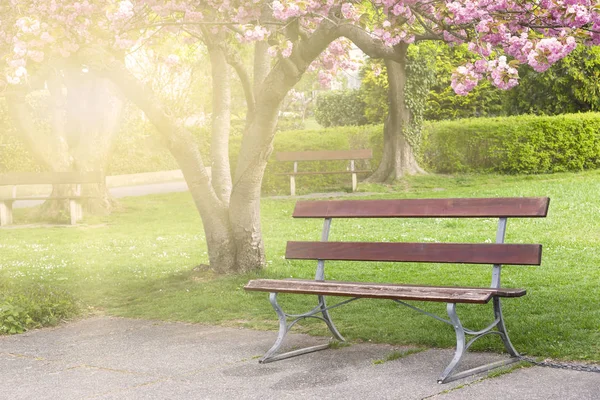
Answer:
[2,0,600,97]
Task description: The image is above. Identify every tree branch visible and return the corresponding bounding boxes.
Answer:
[77,46,220,208]
[335,23,405,62]
[221,43,256,115]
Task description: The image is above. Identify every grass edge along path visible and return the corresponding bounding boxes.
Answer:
[0,170,598,363]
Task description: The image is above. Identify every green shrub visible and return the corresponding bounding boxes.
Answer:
[422,113,600,174]
[0,100,39,173]
[0,284,79,334]
[276,116,305,132]
[107,110,180,175]
[359,62,388,125]
[230,112,600,194]
[314,90,368,127]
[0,133,38,173]
[0,99,183,175]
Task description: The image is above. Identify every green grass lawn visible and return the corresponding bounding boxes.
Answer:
[1,171,599,362]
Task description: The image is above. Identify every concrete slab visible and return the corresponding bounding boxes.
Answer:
[1,353,160,400]
[1,317,598,399]
[435,366,599,400]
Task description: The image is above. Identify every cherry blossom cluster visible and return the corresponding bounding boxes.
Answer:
[311,39,360,88]
[451,55,519,95]
[3,1,600,95]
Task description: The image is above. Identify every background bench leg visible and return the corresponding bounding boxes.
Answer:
[350,160,357,192]
[290,161,297,196]
[290,176,296,196]
[0,201,13,226]
[69,200,78,225]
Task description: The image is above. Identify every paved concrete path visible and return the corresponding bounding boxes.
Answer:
[1,317,597,399]
[12,181,190,209]
[12,180,376,209]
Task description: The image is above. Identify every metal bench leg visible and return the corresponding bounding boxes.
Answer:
[259,293,330,363]
[318,295,345,342]
[438,303,466,383]
[438,302,521,383]
[494,297,519,357]
[69,199,78,225]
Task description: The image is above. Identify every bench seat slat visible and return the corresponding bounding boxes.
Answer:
[293,197,550,218]
[275,170,371,176]
[244,279,526,304]
[0,196,95,201]
[286,241,542,265]
[0,172,104,185]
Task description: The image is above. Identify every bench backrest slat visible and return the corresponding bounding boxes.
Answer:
[276,149,373,162]
[293,197,550,218]
[286,241,542,266]
[0,172,104,186]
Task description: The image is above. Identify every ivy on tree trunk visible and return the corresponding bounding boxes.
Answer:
[368,47,425,183]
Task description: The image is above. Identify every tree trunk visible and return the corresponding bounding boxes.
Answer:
[5,67,122,219]
[208,44,233,204]
[368,54,426,183]
[229,98,281,273]
[253,41,271,94]
[77,19,341,273]
[81,48,240,272]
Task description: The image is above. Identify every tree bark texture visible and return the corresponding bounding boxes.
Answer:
[81,48,242,272]
[367,55,426,183]
[208,45,233,204]
[77,18,348,273]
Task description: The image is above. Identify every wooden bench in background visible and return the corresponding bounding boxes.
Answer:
[275,149,372,196]
[0,171,104,226]
[245,197,550,383]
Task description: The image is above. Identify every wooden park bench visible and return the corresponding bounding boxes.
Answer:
[275,149,372,195]
[0,171,104,226]
[245,197,550,383]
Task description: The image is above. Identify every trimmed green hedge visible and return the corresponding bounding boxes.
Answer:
[314,90,368,127]
[422,113,600,174]
[4,108,600,192]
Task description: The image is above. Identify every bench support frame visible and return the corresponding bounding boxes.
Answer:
[436,216,521,382]
[0,182,87,226]
[258,216,524,383]
[260,293,353,363]
[283,157,368,196]
[260,217,347,363]
[437,298,520,383]
[289,162,297,196]
[69,184,83,225]
[261,293,521,382]
[0,200,13,226]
